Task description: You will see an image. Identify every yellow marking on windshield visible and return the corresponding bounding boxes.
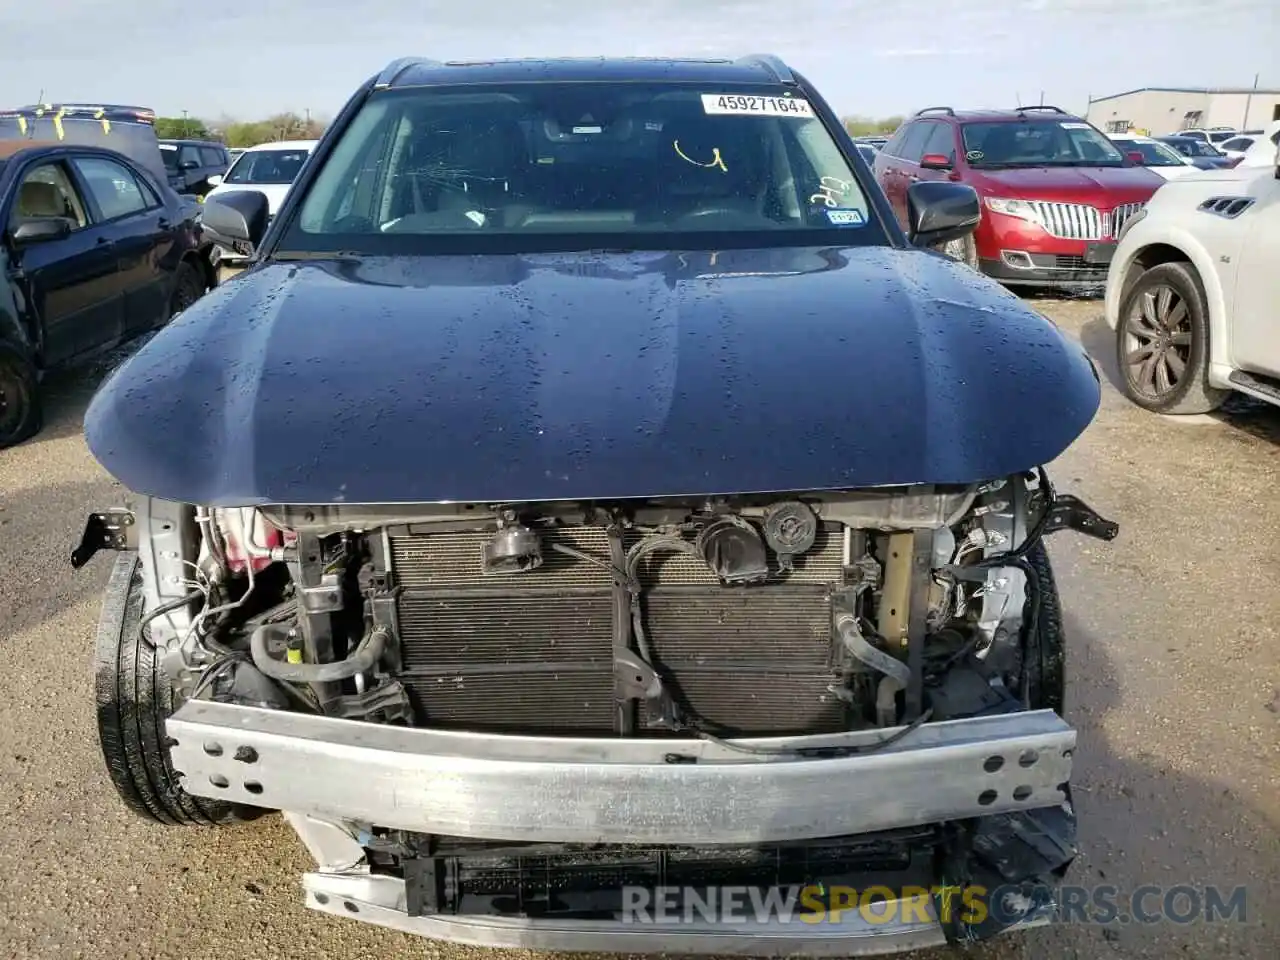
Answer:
[673,139,727,172]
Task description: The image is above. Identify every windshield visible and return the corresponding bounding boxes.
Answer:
[159,144,179,171]
[961,119,1126,168]
[1115,139,1185,167]
[225,148,310,184]
[283,82,878,255]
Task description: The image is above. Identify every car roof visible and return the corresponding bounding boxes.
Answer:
[961,110,1086,123]
[0,139,62,160]
[240,139,319,152]
[376,54,797,89]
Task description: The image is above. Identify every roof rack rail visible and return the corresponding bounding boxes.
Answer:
[914,106,956,117]
[1017,104,1067,114]
[735,54,794,84]
[374,57,444,89]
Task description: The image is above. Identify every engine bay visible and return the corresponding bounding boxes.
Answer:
[122,470,1112,742]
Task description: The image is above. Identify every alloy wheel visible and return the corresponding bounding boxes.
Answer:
[1121,283,1193,401]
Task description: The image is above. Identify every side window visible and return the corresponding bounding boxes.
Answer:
[72,156,149,221]
[922,122,956,162]
[179,145,201,168]
[199,146,224,167]
[881,125,908,157]
[8,162,90,231]
[896,122,935,163]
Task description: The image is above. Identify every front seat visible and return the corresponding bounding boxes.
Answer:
[15,179,72,221]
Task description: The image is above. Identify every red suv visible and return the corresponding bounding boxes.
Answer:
[873,105,1165,288]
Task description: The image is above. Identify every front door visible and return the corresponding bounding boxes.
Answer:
[1230,183,1280,378]
[4,159,122,364]
[880,121,936,227]
[71,155,176,336]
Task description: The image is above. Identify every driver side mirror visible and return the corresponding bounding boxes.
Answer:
[906,181,980,248]
[179,159,199,171]
[11,217,72,245]
[202,190,270,254]
[206,174,223,187]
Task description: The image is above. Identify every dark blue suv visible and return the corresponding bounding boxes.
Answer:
[77,54,1114,957]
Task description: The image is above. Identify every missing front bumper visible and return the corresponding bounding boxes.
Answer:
[300,871,953,956]
[167,701,1074,845]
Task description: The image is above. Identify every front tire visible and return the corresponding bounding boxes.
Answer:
[95,552,258,825]
[1116,261,1227,414]
[0,348,42,449]
[934,233,978,271]
[167,260,205,322]
[1024,540,1064,715]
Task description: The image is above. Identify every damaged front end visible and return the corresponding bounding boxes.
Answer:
[74,472,1116,954]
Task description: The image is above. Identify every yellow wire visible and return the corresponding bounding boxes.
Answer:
[673,139,727,172]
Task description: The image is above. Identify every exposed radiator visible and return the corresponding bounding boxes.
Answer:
[388,526,848,736]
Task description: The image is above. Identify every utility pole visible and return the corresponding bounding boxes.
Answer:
[181,108,190,137]
[1242,72,1258,129]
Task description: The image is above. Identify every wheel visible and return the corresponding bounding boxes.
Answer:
[1023,540,1064,715]
[934,232,978,270]
[0,348,43,449]
[1115,261,1228,414]
[94,552,259,825]
[167,260,205,321]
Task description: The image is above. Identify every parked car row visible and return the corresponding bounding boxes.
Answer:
[0,104,320,447]
[870,104,1164,288]
[1104,151,1279,416]
[862,103,1279,417]
[0,104,210,447]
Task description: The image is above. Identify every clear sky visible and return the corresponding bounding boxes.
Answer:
[0,0,1274,121]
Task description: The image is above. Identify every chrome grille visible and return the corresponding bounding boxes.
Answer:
[1108,201,1145,237]
[1029,201,1103,240]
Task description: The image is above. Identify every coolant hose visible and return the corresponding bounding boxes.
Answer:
[835,613,911,727]
[250,622,388,683]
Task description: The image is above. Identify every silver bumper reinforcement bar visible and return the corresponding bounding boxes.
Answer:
[168,702,1074,844]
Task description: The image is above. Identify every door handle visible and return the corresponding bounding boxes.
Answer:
[96,236,113,245]
[157,217,171,229]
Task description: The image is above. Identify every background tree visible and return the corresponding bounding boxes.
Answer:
[220,111,328,147]
[842,115,905,137]
[153,115,212,140]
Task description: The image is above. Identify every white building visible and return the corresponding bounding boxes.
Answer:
[1086,86,1280,136]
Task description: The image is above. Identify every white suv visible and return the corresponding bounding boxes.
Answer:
[1104,159,1279,413]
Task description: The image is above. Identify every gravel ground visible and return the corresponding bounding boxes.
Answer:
[0,297,1277,960]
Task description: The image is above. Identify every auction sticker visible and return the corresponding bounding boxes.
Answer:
[826,208,866,225]
[702,94,814,117]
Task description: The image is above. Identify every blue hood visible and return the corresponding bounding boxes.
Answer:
[84,246,1100,506]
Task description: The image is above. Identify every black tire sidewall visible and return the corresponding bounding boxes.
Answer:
[168,261,204,321]
[0,348,42,449]
[95,551,257,825]
[1025,540,1065,716]
[1115,262,1215,413]
[935,233,978,270]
